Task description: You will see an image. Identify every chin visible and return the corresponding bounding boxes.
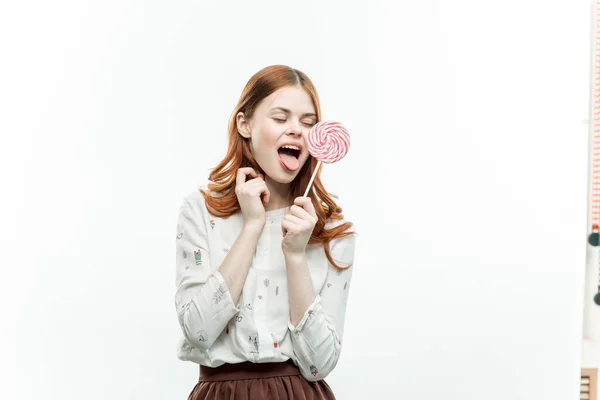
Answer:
[267,161,304,184]
[271,171,297,184]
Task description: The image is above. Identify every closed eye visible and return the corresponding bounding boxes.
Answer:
[273,118,315,127]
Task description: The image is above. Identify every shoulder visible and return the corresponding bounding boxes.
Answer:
[324,215,357,235]
[325,217,358,253]
[180,189,204,211]
[179,183,214,218]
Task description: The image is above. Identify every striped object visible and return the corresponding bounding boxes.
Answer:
[581,368,597,400]
[306,120,350,163]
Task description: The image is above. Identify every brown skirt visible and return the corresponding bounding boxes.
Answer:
[186,359,336,400]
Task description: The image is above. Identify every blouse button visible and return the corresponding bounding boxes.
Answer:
[258,295,263,300]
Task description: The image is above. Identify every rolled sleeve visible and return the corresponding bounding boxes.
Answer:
[288,227,357,381]
[174,192,240,351]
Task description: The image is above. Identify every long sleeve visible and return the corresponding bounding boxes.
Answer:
[174,192,240,351]
[287,225,357,381]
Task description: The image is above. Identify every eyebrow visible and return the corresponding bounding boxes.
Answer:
[270,107,317,118]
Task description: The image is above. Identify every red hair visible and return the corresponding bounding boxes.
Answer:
[200,65,354,270]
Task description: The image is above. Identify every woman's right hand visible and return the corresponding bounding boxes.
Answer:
[235,167,270,230]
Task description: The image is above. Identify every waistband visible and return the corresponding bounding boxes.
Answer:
[199,359,301,382]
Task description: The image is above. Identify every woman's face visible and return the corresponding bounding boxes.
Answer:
[237,86,317,184]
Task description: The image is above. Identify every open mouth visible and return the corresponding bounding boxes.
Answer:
[277,145,301,171]
[277,145,301,159]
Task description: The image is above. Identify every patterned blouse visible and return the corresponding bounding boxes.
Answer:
[174,184,357,382]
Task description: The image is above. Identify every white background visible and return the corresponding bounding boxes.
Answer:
[0,0,593,399]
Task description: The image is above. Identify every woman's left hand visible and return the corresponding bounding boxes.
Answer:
[281,196,318,255]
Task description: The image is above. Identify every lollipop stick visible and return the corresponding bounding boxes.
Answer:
[303,160,322,197]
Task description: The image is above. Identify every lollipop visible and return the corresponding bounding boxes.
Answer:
[303,120,350,197]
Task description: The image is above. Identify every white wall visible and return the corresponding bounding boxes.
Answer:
[1,0,591,399]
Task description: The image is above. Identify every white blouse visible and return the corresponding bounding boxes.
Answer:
[174,184,357,382]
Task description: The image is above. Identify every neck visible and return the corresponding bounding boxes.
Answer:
[264,176,293,211]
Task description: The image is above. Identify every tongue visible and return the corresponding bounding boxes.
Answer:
[279,152,299,171]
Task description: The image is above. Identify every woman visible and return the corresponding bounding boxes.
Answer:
[175,64,357,399]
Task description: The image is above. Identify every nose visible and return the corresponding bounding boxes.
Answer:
[286,120,302,136]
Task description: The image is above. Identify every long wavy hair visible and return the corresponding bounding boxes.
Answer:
[200,65,354,270]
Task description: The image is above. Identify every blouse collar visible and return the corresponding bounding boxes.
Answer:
[265,206,291,219]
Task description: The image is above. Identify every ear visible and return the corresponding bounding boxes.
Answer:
[236,112,252,139]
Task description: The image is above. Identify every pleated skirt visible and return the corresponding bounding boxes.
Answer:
[186,359,336,400]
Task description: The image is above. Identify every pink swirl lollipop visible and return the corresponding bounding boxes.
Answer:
[306,120,350,163]
[302,120,351,197]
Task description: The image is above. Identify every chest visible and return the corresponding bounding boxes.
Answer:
[206,213,329,295]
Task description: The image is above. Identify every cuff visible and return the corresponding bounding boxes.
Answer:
[288,294,322,333]
[212,269,241,314]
